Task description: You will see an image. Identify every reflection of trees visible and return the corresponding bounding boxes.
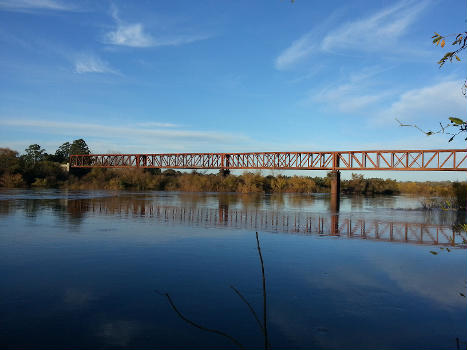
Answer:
[287,194,314,209]
[65,200,85,218]
[177,192,209,207]
[264,194,284,211]
[239,193,263,209]
[14,194,462,245]
[23,198,42,218]
[4,193,465,245]
[0,199,14,217]
[349,195,364,210]
[156,232,270,349]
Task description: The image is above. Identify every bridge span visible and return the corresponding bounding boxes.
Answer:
[70,149,467,171]
[70,149,467,212]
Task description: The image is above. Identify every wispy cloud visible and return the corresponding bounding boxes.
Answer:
[274,12,339,70]
[103,5,209,48]
[321,0,427,52]
[275,32,318,70]
[306,66,393,112]
[0,119,249,153]
[377,80,467,125]
[0,0,74,11]
[74,54,118,75]
[275,0,428,70]
[136,122,181,128]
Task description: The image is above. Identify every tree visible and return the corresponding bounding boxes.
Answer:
[69,139,91,156]
[55,142,71,163]
[23,144,45,166]
[0,148,20,175]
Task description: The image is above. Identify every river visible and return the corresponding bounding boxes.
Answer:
[1,189,466,349]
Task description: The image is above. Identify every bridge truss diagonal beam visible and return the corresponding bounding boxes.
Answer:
[70,149,467,171]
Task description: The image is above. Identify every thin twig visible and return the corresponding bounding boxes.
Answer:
[155,290,244,349]
[230,285,264,334]
[395,118,467,141]
[256,232,270,350]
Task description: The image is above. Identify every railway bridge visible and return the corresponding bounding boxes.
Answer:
[70,149,467,211]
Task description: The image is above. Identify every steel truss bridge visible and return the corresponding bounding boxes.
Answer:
[70,149,467,171]
[77,200,465,247]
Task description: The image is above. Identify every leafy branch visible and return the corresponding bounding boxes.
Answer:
[432,32,467,67]
[398,31,467,142]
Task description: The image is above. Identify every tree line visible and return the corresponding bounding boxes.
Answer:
[0,140,465,205]
[0,139,90,187]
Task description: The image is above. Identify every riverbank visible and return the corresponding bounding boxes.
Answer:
[1,163,466,206]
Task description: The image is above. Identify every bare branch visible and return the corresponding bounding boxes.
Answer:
[230,285,265,334]
[256,232,270,350]
[155,290,245,349]
[396,118,467,142]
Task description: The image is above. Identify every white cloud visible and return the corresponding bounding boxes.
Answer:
[275,32,317,70]
[74,54,118,75]
[105,22,154,48]
[307,66,393,112]
[321,0,427,52]
[104,6,209,48]
[274,11,339,70]
[275,0,428,70]
[378,80,467,124]
[0,0,74,11]
[311,84,388,113]
[97,320,141,346]
[0,118,250,153]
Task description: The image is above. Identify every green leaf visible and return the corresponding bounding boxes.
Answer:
[449,117,465,125]
[429,251,438,255]
[426,131,433,136]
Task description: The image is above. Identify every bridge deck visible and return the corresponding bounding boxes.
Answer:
[70,149,467,171]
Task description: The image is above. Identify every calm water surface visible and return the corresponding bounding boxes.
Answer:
[1,189,466,349]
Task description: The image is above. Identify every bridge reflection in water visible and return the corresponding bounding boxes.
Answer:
[80,200,466,247]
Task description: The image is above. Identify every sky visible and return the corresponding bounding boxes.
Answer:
[0,0,466,180]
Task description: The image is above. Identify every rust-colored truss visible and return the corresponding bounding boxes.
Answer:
[70,149,467,171]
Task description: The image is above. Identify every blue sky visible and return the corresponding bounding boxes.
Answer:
[0,0,466,180]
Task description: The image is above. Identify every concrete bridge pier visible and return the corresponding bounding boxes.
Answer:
[220,154,231,177]
[330,170,340,212]
[220,168,230,176]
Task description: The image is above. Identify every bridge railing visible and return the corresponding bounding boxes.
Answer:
[70,149,467,171]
